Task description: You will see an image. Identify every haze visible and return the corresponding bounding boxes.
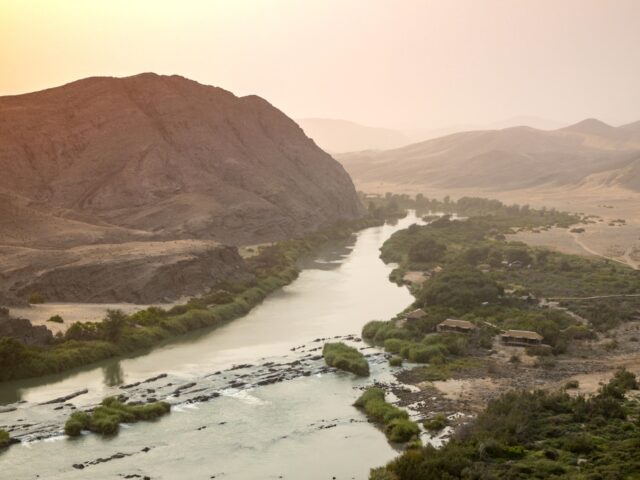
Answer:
[2,0,639,130]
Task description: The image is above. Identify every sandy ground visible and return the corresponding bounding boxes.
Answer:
[10,302,180,334]
[402,271,428,284]
[238,242,274,259]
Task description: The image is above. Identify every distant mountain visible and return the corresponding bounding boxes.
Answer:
[336,119,640,192]
[489,116,566,131]
[0,74,364,303]
[296,118,412,153]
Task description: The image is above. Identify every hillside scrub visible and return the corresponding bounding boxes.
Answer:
[0,216,384,383]
[355,387,420,443]
[323,342,370,376]
[64,396,171,437]
[372,370,640,479]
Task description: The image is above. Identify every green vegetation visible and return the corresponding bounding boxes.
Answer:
[389,356,403,367]
[323,342,370,376]
[418,267,503,310]
[379,196,639,337]
[0,216,386,383]
[27,292,45,304]
[0,429,10,448]
[47,315,64,323]
[564,379,579,389]
[64,396,170,437]
[364,196,640,477]
[371,369,640,479]
[355,387,420,443]
[423,414,448,432]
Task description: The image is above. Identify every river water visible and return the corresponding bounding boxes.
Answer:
[1,213,422,479]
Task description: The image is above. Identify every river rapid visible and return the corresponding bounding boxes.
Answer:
[1,212,422,479]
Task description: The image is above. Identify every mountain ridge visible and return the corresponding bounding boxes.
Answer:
[0,73,364,303]
[336,119,640,192]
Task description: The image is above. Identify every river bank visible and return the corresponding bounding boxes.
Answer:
[0,216,387,383]
[1,213,423,479]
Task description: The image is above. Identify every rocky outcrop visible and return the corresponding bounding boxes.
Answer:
[2,242,252,304]
[0,308,53,345]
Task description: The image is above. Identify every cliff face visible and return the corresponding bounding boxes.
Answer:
[0,74,364,303]
[0,73,363,245]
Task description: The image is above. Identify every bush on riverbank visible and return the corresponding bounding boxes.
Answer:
[0,429,10,448]
[423,414,448,432]
[64,397,171,437]
[0,216,385,383]
[389,356,403,367]
[355,387,420,443]
[371,371,640,479]
[323,342,369,376]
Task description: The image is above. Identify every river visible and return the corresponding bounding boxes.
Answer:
[1,212,422,479]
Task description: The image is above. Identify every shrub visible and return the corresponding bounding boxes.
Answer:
[387,418,421,443]
[408,237,447,263]
[0,337,29,368]
[564,380,579,389]
[355,388,419,444]
[418,267,503,310]
[48,315,64,324]
[28,292,45,304]
[384,338,404,353]
[64,397,171,437]
[323,342,369,376]
[423,414,448,432]
[102,309,127,341]
[389,356,403,367]
[0,429,10,448]
[64,411,90,436]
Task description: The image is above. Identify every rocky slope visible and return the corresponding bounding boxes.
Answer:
[337,119,640,191]
[0,73,363,245]
[0,74,363,303]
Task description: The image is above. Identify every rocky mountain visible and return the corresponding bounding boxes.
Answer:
[0,73,363,245]
[0,74,363,303]
[336,119,640,192]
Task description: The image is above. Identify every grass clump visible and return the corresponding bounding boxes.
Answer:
[64,396,171,437]
[28,292,45,304]
[0,429,10,448]
[323,342,369,377]
[355,387,420,444]
[47,315,64,324]
[423,414,448,432]
[389,356,403,367]
[564,379,579,390]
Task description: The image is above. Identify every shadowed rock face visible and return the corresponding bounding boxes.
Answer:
[0,308,53,345]
[0,73,363,245]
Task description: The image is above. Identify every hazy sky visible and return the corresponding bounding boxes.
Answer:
[2,0,639,129]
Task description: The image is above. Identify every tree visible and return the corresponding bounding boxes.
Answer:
[408,237,447,263]
[0,337,28,368]
[419,267,503,309]
[102,309,127,341]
